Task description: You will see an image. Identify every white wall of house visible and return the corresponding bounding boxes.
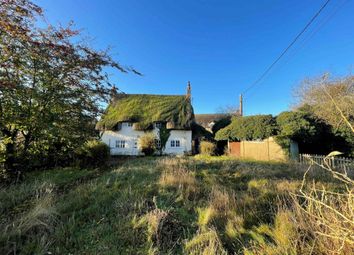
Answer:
[100,122,192,156]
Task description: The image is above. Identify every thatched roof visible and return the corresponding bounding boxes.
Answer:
[195,114,230,129]
[96,94,194,130]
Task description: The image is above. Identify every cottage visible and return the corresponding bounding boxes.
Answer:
[96,84,194,155]
[195,113,232,133]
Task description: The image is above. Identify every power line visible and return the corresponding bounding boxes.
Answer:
[279,0,348,69]
[242,0,332,95]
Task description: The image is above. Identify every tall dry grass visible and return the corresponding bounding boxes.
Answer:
[290,154,354,254]
[158,157,198,200]
[0,182,58,254]
[133,200,182,253]
[184,228,228,255]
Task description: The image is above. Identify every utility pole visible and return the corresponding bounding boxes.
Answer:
[239,94,243,116]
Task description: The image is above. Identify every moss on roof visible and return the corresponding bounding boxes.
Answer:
[96,94,194,130]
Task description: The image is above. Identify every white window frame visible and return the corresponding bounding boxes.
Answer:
[155,139,161,149]
[127,122,133,127]
[116,140,126,148]
[170,140,180,148]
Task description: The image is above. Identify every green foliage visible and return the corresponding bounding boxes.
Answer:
[139,133,157,156]
[276,111,318,142]
[216,115,277,141]
[276,109,353,155]
[275,110,319,154]
[96,94,194,130]
[0,0,132,175]
[200,141,216,156]
[211,116,232,134]
[0,137,10,164]
[295,74,354,134]
[158,125,171,154]
[75,140,110,168]
[294,74,354,156]
[215,110,352,156]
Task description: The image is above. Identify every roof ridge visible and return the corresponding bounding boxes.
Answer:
[97,92,194,130]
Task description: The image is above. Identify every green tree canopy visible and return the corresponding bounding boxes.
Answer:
[276,111,319,143]
[0,0,136,175]
[215,115,277,141]
[276,109,352,155]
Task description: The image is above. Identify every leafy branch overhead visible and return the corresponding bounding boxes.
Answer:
[0,0,138,174]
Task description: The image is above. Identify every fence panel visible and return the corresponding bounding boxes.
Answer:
[299,153,354,175]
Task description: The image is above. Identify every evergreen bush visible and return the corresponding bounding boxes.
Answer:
[75,140,110,168]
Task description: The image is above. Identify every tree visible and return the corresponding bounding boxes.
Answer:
[0,0,137,175]
[276,111,318,143]
[294,74,353,132]
[215,115,277,141]
[211,116,232,134]
[294,74,354,154]
[216,104,239,115]
[276,110,352,155]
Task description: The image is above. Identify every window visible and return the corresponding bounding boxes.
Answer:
[155,122,162,129]
[127,122,133,127]
[115,140,126,148]
[170,140,180,148]
[155,139,161,149]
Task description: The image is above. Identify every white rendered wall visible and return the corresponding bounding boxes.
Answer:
[100,123,192,156]
[163,130,192,155]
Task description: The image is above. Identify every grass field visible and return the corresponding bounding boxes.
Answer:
[0,156,352,254]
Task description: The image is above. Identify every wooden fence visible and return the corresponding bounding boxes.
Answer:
[299,154,354,173]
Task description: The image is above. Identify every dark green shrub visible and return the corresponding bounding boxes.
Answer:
[139,133,157,156]
[200,141,216,156]
[75,140,110,168]
[215,115,277,141]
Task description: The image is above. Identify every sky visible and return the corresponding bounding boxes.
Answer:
[35,0,354,115]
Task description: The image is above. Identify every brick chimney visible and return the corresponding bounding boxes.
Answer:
[186,81,191,100]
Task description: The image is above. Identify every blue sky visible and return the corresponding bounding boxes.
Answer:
[35,0,354,115]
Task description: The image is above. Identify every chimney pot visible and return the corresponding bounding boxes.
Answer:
[186,81,191,99]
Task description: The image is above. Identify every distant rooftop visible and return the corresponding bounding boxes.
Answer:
[195,113,230,129]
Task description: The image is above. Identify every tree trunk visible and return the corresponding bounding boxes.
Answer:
[4,141,15,173]
[2,129,19,176]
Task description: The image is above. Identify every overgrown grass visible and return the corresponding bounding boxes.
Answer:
[0,156,351,254]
